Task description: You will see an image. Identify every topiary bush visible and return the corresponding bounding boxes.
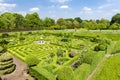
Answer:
[56,49,64,57]
[94,43,107,51]
[0,53,15,75]
[25,55,40,67]
[69,49,78,58]
[56,66,74,80]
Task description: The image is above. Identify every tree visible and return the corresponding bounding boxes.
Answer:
[13,13,25,29]
[65,18,74,29]
[43,17,55,27]
[99,18,110,29]
[1,12,15,30]
[74,17,82,23]
[111,13,120,25]
[0,17,5,29]
[57,18,65,26]
[73,20,80,28]
[109,23,120,30]
[25,12,41,29]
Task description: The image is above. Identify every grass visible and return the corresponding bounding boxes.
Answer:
[91,54,120,80]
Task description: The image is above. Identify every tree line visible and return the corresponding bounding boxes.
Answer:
[0,12,120,31]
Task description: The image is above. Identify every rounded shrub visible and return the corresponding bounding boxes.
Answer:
[56,66,74,80]
[94,43,107,51]
[25,55,39,67]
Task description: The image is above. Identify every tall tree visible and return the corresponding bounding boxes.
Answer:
[74,17,82,23]
[1,12,15,30]
[73,20,80,28]
[110,13,120,25]
[25,12,41,29]
[13,13,25,29]
[43,17,55,27]
[57,18,66,26]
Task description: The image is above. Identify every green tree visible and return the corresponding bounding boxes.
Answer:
[1,12,15,30]
[65,18,73,29]
[109,23,120,30]
[13,13,25,29]
[74,17,82,23]
[43,17,55,27]
[111,13,120,25]
[73,20,80,28]
[99,18,110,29]
[57,18,66,26]
[25,12,41,29]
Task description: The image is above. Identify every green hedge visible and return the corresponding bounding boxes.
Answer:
[0,63,14,70]
[29,66,56,80]
[0,64,15,75]
[25,55,39,67]
[74,63,91,80]
[111,40,120,54]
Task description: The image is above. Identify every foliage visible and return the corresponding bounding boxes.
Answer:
[94,43,107,51]
[56,66,74,80]
[111,40,120,54]
[111,13,120,25]
[74,63,91,80]
[25,55,39,66]
[0,53,15,75]
[92,55,120,80]
[29,66,56,80]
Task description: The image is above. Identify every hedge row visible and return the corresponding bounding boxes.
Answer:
[0,64,15,75]
[29,66,56,80]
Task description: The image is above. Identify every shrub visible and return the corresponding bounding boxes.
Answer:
[90,37,101,43]
[0,39,9,45]
[25,55,39,67]
[29,66,56,80]
[19,37,25,41]
[80,50,95,64]
[61,37,71,42]
[2,33,9,38]
[74,63,91,80]
[94,43,107,51]
[69,49,78,58]
[56,66,74,80]
[56,49,64,57]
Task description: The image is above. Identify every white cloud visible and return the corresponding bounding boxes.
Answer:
[112,9,120,12]
[98,4,113,9]
[0,3,16,12]
[30,7,40,12]
[82,7,92,13]
[60,5,69,9]
[50,0,71,3]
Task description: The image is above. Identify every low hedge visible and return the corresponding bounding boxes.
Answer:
[0,63,14,70]
[0,64,15,75]
[29,66,56,80]
[0,59,13,65]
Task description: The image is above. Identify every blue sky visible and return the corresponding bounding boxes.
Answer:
[0,0,120,20]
